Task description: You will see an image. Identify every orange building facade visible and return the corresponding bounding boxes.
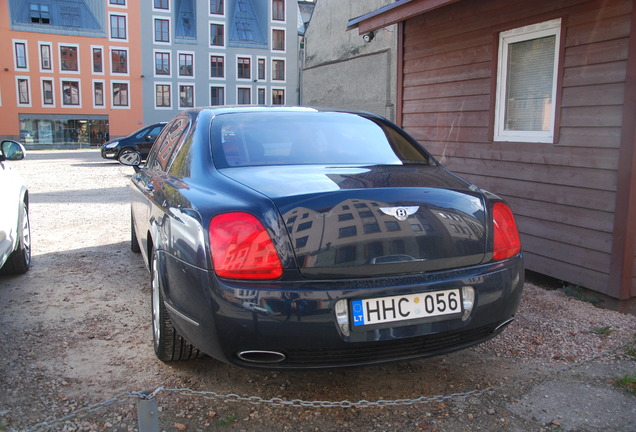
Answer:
[0,1,143,146]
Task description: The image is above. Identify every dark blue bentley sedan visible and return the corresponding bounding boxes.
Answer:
[119,107,523,369]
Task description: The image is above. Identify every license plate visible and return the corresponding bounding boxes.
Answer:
[351,289,461,327]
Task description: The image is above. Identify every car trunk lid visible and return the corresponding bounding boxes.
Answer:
[220,164,488,279]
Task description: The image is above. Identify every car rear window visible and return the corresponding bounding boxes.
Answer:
[210,111,433,168]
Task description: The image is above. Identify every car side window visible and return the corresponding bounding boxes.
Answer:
[146,118,190,172]
[148,125,164,138]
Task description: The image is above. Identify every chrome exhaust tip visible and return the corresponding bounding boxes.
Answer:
[493,318,516,333]
[237,350,286,364]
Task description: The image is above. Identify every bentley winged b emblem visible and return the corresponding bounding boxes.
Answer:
[379,206,419,221]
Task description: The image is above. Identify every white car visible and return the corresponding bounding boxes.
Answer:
[0,140,30,274]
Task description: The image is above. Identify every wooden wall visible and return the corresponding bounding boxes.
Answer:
[399,0,634,297]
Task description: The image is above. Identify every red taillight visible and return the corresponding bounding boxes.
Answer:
[492,202,521,261]
[209,212,283,280]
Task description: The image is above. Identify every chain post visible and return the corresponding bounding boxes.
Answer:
[136,391,160,432]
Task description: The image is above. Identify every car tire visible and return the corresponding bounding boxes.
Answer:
[1,201,31,275]
[151,249,202,361]
[118,147,135,160]
[130,213,141,253]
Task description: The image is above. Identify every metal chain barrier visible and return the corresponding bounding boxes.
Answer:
[21,339,633,432]
[22,385,493,431]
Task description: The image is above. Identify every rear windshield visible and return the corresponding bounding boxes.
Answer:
[210,111,433,168]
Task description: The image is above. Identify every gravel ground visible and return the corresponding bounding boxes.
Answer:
[0,150,635,432]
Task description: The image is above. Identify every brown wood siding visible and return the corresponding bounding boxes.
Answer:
[400,0,632,297]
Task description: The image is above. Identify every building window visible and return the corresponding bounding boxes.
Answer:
[156,84,171,107]
[272,0,284,21]
[15,42,27,69]
[237,57,251,79]
[272,59,284,81]
[62,80,80,105]
[40,44,52,70]
[258,88,265,105]
[17,79,30,105]
[257,58,265,80]
[210,23,224,46]
[179,53,193,76]
[272,89,284,105]
[42,79,54,105]
[154,0,169,9]
[111,49,128,74]
[60,46,78,71]
[60,6,80,27]
[210,86,224,105]
[210,55,224,78]
[155,19,170,42]
[30,4,50,24]
[155,52,170,75]
[494,18,561,143]
[110,15,127,39]
[210,0,223,15]
[179,85,194,108]
[272,29,285,51]
[92,48,103,73]
[113,82,128,106]
[237,87,250,105]
[175,0,195,39]
[110,0,126,5]
[94,81,104,106]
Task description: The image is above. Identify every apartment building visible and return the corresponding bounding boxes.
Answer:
[0,0,300,146]
[0,0,143,146]
[141,0,299,125]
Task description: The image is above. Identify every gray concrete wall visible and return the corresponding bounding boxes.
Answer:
[301,0,397,121]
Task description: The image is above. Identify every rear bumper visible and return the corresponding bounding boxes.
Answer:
[158,251,524,369]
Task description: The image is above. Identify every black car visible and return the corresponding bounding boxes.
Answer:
[101,122,166,160]
[119,107,523,369]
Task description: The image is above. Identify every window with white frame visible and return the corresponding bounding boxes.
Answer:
[40,43,53,71]
[178,52,194,76]
[111,48,128,74]
[110,14,127,40]
[60,45,79,72]
[272,29,285,51]
[154,18,170,43]
[210,0,223,15]
[237,57,251,79]
[14,42,28,70]
[179,84,194,108]
[17,78,31,105]
[272,0,284,21]
[272,89,284,105]
[42,79,54,105]
[237,87,251,105]
[93,81,105,107]
[155,51,171,76]
[210,55,224,78]
[156,83,171,108]
[154,0,169,10]
[112,82,129,107]
[494,18,561,143]
[210,23,224,46]
[210,86,224,105]
[61,79,80,106]
[272,59,285,81]
[92,47,103,73]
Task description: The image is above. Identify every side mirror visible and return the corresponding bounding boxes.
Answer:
[0,140,26,162]
[118,150,142,167]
